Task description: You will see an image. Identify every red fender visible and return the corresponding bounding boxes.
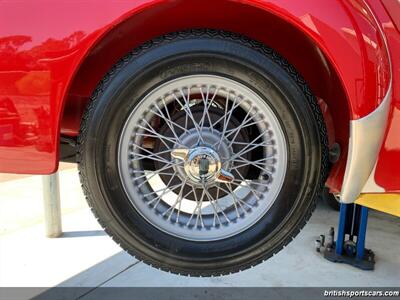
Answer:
[0,0,392,201]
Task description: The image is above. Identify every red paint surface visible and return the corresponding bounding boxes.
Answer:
[367,0,400,192]
[0,0,397,193]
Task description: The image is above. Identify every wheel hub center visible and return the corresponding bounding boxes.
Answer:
[171,146,234,185]
[185,147,221,183]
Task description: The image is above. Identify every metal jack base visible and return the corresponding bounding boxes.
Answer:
[316,204,375,270]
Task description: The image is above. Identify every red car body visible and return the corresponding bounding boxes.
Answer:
[0,0,399,203]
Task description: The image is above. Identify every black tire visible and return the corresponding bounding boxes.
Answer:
[77,29,328,276]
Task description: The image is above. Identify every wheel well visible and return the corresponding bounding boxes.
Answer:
[60,0,350,189]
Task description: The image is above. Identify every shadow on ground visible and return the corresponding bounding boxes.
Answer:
[21,203,400,299]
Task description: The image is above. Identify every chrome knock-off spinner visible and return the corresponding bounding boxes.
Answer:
[171,147,234,184]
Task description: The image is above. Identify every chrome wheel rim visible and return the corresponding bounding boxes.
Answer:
[118,75,287,241]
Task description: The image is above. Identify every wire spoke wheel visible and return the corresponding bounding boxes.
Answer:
[78,30,327,275]
[118,75,287,241]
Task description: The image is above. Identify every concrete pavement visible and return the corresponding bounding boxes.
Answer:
[0,166,399,299]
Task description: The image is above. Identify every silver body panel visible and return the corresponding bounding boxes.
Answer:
[340,85,391,203]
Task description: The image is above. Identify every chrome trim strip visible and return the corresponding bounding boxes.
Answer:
[340,84,391,203]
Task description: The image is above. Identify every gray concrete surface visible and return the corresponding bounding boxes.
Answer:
[0,167,399,299]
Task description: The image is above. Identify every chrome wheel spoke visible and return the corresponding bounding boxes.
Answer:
[147,171,179,209]
[202,185,224,226]
[132,170,175,180]
[172,88,205,144]
[225,106,257,147]
[162,179,188,220]
[230,157,274,174]
[216,93,239,150]
[150,105,187,142]
[219,184,252,211]
[231,179,269,188]
[131,145,172,165]
[137,122,183,148]
[225,119,264,134]
[198,85,219,134]
[144,183,183,197]
[232,170,263,202]
[186,187,204,227]
[136,163,181,188]
[231,162,273,175]
[226,131,272,163]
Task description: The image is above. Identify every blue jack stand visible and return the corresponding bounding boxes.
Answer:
[318,203,375,270]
